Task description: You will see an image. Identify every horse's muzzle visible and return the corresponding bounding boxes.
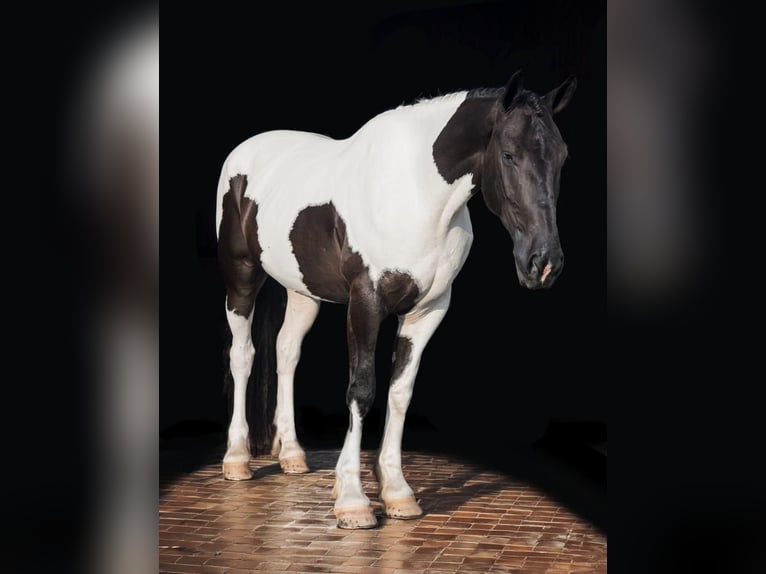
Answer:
[516,249,564,290]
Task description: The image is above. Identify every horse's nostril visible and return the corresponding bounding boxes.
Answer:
[528,253,541,275]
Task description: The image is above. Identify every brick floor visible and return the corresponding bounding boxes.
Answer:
[160,450,606,573]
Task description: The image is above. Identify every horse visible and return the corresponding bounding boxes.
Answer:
[215,70,576,529]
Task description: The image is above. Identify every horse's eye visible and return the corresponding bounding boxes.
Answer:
[502,151,515,165]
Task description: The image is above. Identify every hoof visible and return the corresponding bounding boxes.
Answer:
[382,497,423,519]
[222,460,252,481]
[271,436,281,457]
[335,506,378,529]
[279,454,309,474]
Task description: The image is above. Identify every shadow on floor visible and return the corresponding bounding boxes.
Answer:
[161,418,606,534]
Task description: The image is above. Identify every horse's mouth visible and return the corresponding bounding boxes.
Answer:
[517,261,560,290]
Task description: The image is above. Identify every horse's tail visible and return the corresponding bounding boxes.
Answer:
[247,277,286,455]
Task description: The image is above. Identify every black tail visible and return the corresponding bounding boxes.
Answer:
[248,278,287,455]
[223,277,286,455]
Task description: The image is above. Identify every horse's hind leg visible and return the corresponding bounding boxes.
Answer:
[223,301,254,480]
[221,269,265,480]
[272,289,320,473]
[219,173,266,480]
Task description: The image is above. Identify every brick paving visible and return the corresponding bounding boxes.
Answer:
[160,450,606,573]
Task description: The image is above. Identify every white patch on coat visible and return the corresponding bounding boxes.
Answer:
[335,401,369,510]
[223,303,254,464]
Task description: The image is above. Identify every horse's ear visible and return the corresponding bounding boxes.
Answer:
[543,75,577,114]
[502,70,523,111]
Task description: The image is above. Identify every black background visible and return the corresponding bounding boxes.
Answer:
[9,2,766,573]
[162,0,606,529]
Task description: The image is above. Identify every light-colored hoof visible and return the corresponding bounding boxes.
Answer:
[271,436,281,457]
[382,496,423,519]
[279,454,309,474]
[334,506,378,529]
[222,460,252,481]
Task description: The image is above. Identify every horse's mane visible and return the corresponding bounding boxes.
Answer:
[466,87,504,99]
[468,87,546,117]
[406,87,545,117]
[411,92,467,106]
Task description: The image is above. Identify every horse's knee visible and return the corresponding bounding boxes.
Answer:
[388,383,412,415]
[230,339,254,377]
[347,372,375,419]
[276,335,300,373]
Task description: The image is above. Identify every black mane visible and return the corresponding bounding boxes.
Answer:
[467,87,545,116]
[466,86,505,99]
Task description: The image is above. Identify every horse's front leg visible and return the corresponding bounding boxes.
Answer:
[377,290,451,519]
[333,278,384,529]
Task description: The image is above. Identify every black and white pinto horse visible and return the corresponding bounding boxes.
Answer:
[216,71,576,529]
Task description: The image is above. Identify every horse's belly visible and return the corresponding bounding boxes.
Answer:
[259,200,351,303]
[257,210,319,299]
[259,258,312,297]
[259,234,347,303]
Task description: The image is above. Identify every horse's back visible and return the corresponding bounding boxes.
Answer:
[215,130,341,235]
[225,130,339,185]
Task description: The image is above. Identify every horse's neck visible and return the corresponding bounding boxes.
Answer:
[412,93,497,225]
[347,93,495,230]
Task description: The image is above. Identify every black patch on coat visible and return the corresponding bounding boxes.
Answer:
[379,271,419,315]
[239,196,262,264]
[290,202,421,313]
[346,274,383,423]
[391,336,413,382]
[218,174,266,316]
[344,270,418,424]
[289,201,421,428]
[432,95,498,187]
[289,203,349,303]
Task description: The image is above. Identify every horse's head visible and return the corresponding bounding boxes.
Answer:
[482,70,576,290]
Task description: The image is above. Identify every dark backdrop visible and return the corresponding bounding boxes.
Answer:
[163,0,605,528]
